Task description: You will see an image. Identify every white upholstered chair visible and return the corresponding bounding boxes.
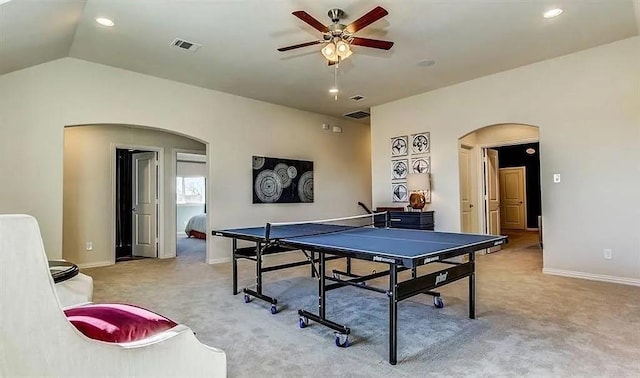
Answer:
[0,214,226,377]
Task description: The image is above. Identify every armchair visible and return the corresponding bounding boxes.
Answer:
[0,214,226,377]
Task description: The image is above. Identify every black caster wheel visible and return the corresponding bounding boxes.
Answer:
[433,296,444,309]
[335,333,350,348]
[332,272,341,280]
[299,317,308,329]
[243,294,250,303]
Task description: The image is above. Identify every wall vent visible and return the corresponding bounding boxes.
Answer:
[349,95,366,101]
[344,110,370,119]
[171,38,202,52]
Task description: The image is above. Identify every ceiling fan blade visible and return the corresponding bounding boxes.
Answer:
[345,6,388,34]
[277,40,323,52]
[350,37,394,50]
[292,11,329,33]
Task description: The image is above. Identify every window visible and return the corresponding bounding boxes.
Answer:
[176,176,205,204]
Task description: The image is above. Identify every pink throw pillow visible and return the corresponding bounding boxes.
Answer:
[64,303,178,343]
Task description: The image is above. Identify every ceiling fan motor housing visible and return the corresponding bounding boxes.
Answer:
[328,24,348,37]
[328,8,345,23]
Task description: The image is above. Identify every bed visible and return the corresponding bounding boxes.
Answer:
[185,213,207,239]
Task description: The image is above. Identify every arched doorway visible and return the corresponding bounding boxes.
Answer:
[458,123,542,253]
[62,124,209,267]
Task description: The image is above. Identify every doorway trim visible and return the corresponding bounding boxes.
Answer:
[110,143,165,263]
[171,148,208,262]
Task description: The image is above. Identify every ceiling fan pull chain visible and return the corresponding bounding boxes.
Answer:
[334,64,339,101]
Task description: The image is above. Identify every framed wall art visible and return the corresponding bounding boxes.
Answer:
[391,159,409,180]
[411,156,431,174]
[390,136,408,157]
[411,132,430,154]
[252,156,313,203]
[392,183,408,203]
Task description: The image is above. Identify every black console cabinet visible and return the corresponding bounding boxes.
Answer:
[388,211,434,230]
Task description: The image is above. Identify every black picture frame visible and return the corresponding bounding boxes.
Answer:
[252,156,314,203]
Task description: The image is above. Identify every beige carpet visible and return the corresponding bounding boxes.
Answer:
[85,231,640,377]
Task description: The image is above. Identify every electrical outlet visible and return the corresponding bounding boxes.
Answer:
[553,174,561,183]
[86,242,93,251]
[603,249,612,260]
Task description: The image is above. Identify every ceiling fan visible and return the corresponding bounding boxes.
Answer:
[277,6,394,65]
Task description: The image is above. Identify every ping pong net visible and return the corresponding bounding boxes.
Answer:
[264,212,388,242]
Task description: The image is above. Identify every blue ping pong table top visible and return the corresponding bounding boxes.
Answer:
[216,224,506,260]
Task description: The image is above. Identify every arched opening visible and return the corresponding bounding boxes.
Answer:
[458,123,542,255]
[62,124,210,267]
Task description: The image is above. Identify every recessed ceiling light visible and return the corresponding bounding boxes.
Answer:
[543,8,563,18]
[329,88,339,94]
[96,17,115,27]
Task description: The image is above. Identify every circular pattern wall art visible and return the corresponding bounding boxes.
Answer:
[252,156,313,203]
[411,132,430,154]
[297,171,314,203]
[391,136,408,157]
[254,170,283,203]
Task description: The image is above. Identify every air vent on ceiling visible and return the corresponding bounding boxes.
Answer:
[171,38,202,52]
[344,110,370,119]
[349,95,366,101]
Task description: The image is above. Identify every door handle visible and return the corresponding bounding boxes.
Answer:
[131,208,136,212]
[469,204,474,208]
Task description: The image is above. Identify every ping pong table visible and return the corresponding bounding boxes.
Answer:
[214,213,507,365]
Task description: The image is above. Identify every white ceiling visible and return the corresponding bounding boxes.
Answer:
[1,0,638,122]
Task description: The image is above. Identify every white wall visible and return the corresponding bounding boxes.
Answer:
[371,37,640,283]
[0,58,371,264]
[63,125,206,266]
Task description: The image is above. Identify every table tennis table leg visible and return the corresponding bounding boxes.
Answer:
[310,251,316,278]
[256,242,263,295]
[389,264,398,365]
[469,251,475,319]
[232,239,238,295]
[319,252,326,319]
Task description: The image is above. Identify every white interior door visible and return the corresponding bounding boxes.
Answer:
[459,145,477,233]
[484,149,501,251]
[500,167,527,230]
[132,152,158,258]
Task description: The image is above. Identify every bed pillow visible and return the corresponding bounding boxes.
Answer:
[64,303,178,343]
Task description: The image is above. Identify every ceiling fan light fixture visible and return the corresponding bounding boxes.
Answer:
[335,40,351,58]
[321,42,338,61]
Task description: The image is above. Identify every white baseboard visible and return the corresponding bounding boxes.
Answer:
[543,268,640,287]
[78,260,113,269]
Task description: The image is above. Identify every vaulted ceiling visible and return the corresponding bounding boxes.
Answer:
[1,0,638,122]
